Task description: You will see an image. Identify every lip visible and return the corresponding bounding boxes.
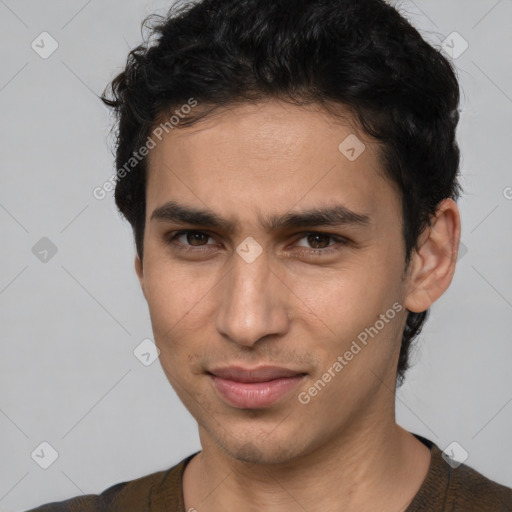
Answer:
[208,366,307,409]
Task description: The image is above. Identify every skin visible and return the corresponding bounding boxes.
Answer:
[135,99,461,511]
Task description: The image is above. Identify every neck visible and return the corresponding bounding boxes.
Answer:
[183,414,431,511]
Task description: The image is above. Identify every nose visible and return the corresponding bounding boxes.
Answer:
[215,250,289,347]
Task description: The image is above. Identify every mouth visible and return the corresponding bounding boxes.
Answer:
[207,366,307,409]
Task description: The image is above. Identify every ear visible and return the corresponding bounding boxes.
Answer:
[404,198,461,313]
[134,256,146,299]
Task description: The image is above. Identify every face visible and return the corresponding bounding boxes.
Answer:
[137,100,412,464]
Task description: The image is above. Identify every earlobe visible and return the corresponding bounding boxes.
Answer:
[404,199,461,313]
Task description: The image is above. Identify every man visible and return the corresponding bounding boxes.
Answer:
[28,0,512,510]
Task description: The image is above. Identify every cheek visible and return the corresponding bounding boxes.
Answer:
[289,262,396,325]
[284,255,405,361]
[142,256,217,350]
[143,266,211,390]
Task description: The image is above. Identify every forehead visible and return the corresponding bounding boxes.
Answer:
[145,100,399,227]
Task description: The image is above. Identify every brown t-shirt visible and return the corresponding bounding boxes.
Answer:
[26,436,512,511]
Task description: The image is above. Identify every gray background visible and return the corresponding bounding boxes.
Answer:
[0,1,511,510]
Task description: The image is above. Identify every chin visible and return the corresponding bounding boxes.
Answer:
[215,431,310,466]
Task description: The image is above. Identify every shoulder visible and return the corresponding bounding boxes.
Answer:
[24,453,195,512]
[408,435,512,511]
[24,471,165,512]
[445,460,512,510]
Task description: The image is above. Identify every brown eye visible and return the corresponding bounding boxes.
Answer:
[306,233,332,249]
[184,232,210,246]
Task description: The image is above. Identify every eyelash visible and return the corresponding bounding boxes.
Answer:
[164,230,348,257]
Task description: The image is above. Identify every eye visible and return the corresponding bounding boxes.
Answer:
[293,232,348,256]
[164,230,218,251]
[296,233,337,249]
[174,231,214,246]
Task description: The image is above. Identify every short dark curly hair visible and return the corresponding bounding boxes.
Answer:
[101,0,461,385]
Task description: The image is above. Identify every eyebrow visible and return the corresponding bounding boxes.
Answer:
[150,201,371,232]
